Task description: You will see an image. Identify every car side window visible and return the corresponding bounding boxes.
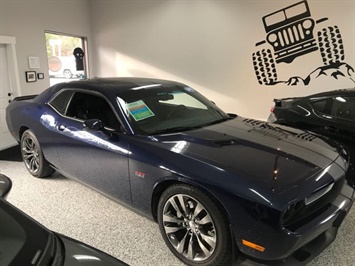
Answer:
[49,90,74,115]
[310,98,332,115]
[66,92,121,130]
[331,96,355,121]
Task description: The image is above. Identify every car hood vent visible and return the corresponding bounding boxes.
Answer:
[214,139,239,146]
[243,119,318,142]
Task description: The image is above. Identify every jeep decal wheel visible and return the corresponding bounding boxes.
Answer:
[252,49,277,85]
[318,26,345,65]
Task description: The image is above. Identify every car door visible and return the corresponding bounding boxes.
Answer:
[51,90,132,204]
[306,97,333,133]
[327,96,355,142]
[329,96,355,131]
[309,96,354,143]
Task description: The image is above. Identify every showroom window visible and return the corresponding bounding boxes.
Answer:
[45,32,88,86]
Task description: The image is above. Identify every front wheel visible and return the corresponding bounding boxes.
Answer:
[21,129,54,178]
[157,184,233,265]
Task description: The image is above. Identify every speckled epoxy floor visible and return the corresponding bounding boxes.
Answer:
[0,146,354,266]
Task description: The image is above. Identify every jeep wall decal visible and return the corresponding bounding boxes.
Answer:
[252,0,354,86]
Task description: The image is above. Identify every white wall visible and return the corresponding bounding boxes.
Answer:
[89,0,355,120]
[0,0,92,95]
[0,0,354,119]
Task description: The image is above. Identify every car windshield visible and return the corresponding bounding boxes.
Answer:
[116,85,231,135]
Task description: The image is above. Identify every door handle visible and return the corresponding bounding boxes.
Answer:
[58,124,67,131]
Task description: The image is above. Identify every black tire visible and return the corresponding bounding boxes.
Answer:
[21,129,54,178]
[318,25,345,65]
[252,48,277,85]
[157,184,233,266]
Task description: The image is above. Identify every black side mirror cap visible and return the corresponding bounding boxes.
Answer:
[84,119,104,131]
[0,174,12,199]
[227,113,238,118]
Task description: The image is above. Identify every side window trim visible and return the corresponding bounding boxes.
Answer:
[48,88,125,132]
[331,96,355,121]
[309,97,332,115]
[47,88,75,116]
[65,90,124,131]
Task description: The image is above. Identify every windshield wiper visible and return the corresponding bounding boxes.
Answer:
[149,126,201,135]
[197,116,234,128]
[149,117,234,135]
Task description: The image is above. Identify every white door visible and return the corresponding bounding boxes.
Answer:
[0,44,17,150]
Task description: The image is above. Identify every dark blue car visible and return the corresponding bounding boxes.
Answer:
[6,78,355,265]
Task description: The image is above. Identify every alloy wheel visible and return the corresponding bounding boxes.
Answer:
[162,193,217,262]
[22,135,40,174]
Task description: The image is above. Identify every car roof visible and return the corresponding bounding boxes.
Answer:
[52,77,185,94]
[307,87,355,99]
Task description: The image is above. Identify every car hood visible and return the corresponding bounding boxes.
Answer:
[149,117,347,206]
[59,234,127,266]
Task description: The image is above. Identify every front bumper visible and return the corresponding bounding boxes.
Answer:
[236,181,354,264]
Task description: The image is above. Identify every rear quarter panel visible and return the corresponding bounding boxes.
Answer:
[6,98,61,169]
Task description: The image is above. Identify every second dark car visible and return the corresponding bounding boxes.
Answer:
[268,88,355,145]
[6,78,355,265]
[268,87,355,189]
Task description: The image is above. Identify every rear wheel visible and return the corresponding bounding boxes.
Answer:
[21,129,54,178]
[157,184,233,265]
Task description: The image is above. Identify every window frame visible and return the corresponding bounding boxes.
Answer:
[330,96,355,121]
[47,88,124,131]
[47,88,75,116]
[309,97,332,115]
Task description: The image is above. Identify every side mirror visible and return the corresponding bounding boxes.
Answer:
[228,113,238,118]
[0,174,12,199]
[84,119,104,131]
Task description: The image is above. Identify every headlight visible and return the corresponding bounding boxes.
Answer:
[281,181,336,228]
[281,200,305,225]
[305,183,334,205]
